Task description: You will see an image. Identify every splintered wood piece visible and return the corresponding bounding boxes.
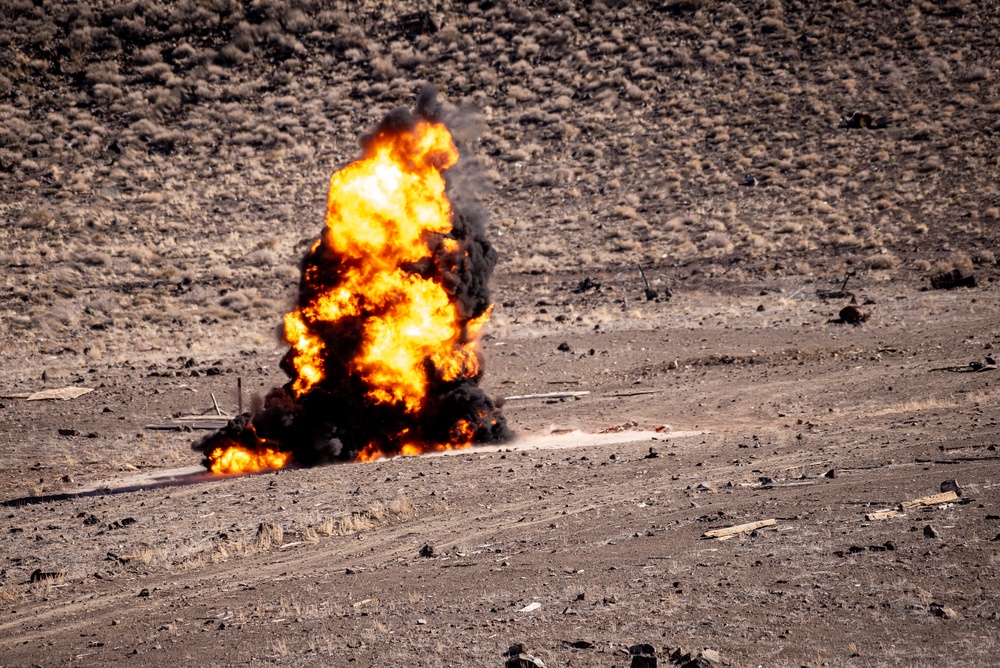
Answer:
[26,387,94,401]
[866,509,902,521]
[702,518,777,539]
[900,490,959,509]
[504,391,590,401]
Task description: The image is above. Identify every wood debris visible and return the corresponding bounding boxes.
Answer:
[866,490,959,520]
[25,387,94,401]
[900,490,959,509]
[702,518,777,540]
[503,391,590,401]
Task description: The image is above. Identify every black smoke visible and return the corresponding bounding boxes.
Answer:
[193,89,512,468]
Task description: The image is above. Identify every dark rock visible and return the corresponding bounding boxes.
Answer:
[929,602,958,619]
[419,543,435,558]
[838,305,869,325]
[557,342,571,352]
[923,524,940,538]
[58,428,79,437]
[940,479,963,497]
[824,468,838,478]
[83,514,100,526]
[884,540,897,550]
[630,643,657,668]
[138,588,150,597]
[572,277,601,293]
[930,269,976,290]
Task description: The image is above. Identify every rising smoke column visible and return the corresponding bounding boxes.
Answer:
[194,89,512,472]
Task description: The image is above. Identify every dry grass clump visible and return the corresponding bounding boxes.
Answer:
[0,0,996,348]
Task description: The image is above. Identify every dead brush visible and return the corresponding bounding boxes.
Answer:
[255,521,284,550]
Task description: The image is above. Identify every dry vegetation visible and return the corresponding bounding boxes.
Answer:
[1,0,998,365]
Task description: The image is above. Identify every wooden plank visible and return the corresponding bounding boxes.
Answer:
[900,491,958,509]
[504,391,590,401]
[702,518,777,540]
[866,509,902,521]
[26,387,94,401]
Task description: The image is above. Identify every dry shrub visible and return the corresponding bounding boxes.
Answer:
[255,521,284,550]
[867,252,901,270]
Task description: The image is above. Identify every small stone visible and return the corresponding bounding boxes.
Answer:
[138,588,150,597]
[940,479,963,497]
[923,524,940,539]
[419,544,434,558]
[557,342,571,352]
[416,618,427,625]
[700,649,722,664]
[824,468,838,479]
[58,428,79,437]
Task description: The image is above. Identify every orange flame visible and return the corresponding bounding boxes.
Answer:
[208,444,292,475]
[285,121,469,412]
[205,117,498,470]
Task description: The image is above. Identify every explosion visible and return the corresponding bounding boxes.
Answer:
[194,90,511,473]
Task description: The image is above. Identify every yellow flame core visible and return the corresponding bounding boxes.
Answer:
[284,121,484,418]
[209,445,291,475]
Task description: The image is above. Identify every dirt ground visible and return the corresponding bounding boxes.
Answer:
[2,268,999,667]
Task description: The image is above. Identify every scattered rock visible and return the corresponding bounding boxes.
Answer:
[419,543,435,558]
[644,447,660,459]
[572,277,601,293]
[940,479,963,496]
[929,603,958,619]
[58,428,79,437]
[138,588,150,597]
[519,601,541,613]
[629,643,657,668]
[923,524,940,539]
[564,640,593,649]
[824,468,838,479]
[505,643,545,668]
[557,342,571,352]
[83,514,99,526]
[840,111,889,129]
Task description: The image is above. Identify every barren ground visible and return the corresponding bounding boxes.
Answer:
[2,1,1000,666]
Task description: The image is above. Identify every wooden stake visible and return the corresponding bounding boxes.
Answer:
[702,518,777,540]
[237,377,243,414]
[210,392,222,416]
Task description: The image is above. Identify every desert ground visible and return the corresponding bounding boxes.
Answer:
[1,1,999,666]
